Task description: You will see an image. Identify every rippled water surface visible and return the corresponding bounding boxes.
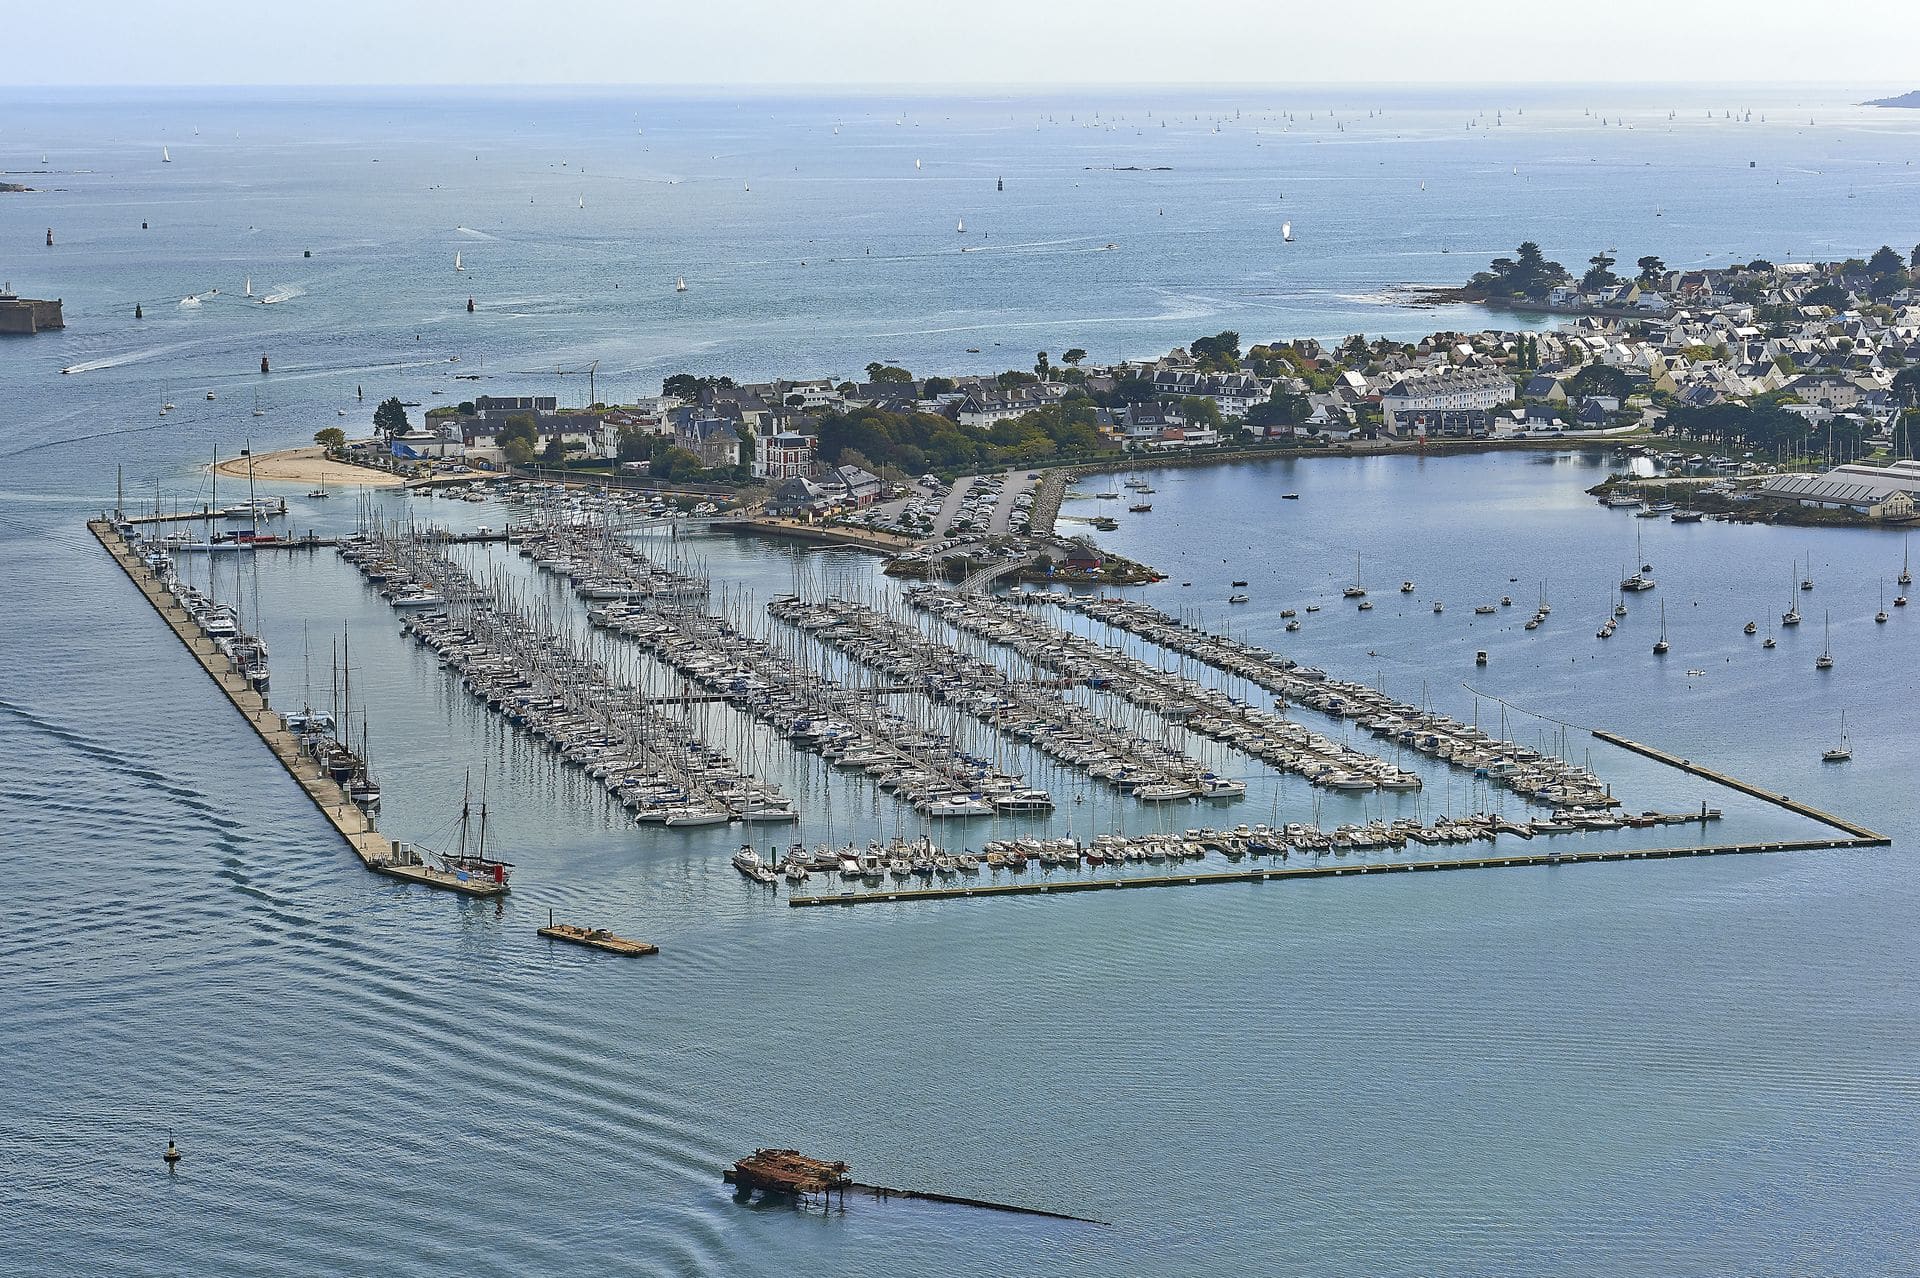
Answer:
[5,86,1920,1276]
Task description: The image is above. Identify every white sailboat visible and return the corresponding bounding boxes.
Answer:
[1815,613,1834,670]
[182,446,252,554]
[1652,600,1669,654]
[956,218,965,233]
[162,145,172,163]
[674,276,688,293]
[244,276,252,298]
[1822,711,1852,763]
[1341,552,1367,599]
[454,252,464,272]
[1282,221,1293,242]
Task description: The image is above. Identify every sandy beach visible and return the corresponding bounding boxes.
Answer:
[213,446,403,489]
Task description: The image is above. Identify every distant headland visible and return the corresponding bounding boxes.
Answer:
[1862,90,1920,108]
[0,182,34,194]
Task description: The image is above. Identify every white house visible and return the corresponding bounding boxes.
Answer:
[1379,366,1516,434]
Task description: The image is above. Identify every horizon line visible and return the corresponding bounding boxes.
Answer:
[0,78,1902,93]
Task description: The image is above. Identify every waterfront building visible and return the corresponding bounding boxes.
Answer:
[955,386,1058,428]
[473,394,558,416]
[1759,460,1920,518]
[674,415,744,468]
[1380,366,1516,434]
[822,464,881,506]
[755,430,816,480]
[0,283,63,335]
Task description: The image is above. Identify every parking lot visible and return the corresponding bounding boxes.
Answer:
[848,467,1043,544]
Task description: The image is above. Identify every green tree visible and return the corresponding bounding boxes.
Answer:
[922,376,955,396]
[1581,253,1619,291]
[1570,363,1631,401]
[1868,245,1906,278]
[617,430,652,463]
[1892,367,1920,409]
[373,396,408,435]
[541,434,567,464]
[499,413,537,450]
[648,443,705,482]
[1470,242,1570,300]
[865,362,914,383]
[1180,395,1222,429]
[1062,348,1087,366]
[503,436,535,466]
[1804,283,1851,310]
[456,400,476,414]
[313,426,346,448]
[1247,386,1310,429]
[1636,255,1665,283]
[1190,331,1241,370]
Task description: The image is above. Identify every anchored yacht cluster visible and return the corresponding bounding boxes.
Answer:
[511,512,1053,819]
[751,804,1719,895]
[1041,593,1615,809]
[918,587,1422,792]
[772,594,1233,802]
[339,524,793,826]
[512,519,710,607]
[605,604,1050,819]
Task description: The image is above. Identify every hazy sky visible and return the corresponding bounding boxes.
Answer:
[16,0,1920,87]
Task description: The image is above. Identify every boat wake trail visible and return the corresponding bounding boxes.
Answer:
[57,342,189,375]
[258,283,305,305]
[0,420,172,460]
[0,697,228,817]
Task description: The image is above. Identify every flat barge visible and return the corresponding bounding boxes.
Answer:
[537,917,658,956]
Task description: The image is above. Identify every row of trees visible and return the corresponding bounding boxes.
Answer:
[815,401,1110,475]
[1664,398,1870,456]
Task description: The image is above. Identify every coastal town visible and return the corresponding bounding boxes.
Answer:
[326,243,1920,541]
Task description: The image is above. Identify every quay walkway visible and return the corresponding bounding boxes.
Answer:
[1591,730,1888,842]
[789,726,1889,908]
[90,519,504,897]
[789,833,1886,907]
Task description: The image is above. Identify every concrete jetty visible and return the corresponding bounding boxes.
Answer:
[1590,730,1888,842]
[789,834,1885,907]
[89,519,505,897]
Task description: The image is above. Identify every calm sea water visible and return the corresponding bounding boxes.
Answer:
[5,87,1920,1277]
